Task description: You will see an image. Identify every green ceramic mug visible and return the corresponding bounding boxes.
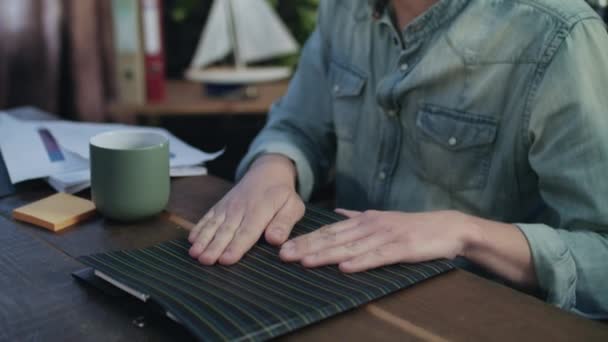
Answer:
[90,130,170,221]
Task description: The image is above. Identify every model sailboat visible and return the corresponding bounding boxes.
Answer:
[185,0,299,84]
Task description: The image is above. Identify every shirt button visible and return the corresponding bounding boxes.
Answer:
[378,171,387,181]
[448,136,458,146]
[400,63,409,72]
[387,109,397,117]
[333,85,340,93]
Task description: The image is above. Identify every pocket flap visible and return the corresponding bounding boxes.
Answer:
[416,105,498,150]
[329,61,366,97]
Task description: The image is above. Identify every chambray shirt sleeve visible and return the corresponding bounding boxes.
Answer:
[517,18,608,318]
[235,6,336,201]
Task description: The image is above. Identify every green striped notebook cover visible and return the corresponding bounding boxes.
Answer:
[78,206,454,341]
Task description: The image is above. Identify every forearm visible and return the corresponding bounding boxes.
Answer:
[248,153,298,188]
[236,28,335,199]
[460,213,538,289]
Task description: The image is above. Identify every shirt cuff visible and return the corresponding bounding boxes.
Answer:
[515,223,577,309]
[236,142,315,201]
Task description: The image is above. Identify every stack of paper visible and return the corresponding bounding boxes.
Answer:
[0,112,223,193]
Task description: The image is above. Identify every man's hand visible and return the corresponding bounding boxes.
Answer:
[279,209,477,272]
[188,154,305,266]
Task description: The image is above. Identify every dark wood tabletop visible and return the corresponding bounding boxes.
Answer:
[1,176,607,341]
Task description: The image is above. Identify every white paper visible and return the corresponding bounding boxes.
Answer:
[46,169,91,194]
[39,120,223,167]
[0,114,222,187]
[0,115,89,183]
[47,166,208,194]
[169,165,208,178]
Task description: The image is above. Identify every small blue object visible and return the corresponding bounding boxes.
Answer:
[37,128,65,162]
[204,83,245,98]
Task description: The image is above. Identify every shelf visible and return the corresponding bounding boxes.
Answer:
[108,79,289,118]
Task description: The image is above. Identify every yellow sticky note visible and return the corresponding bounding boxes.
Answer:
[12,193,96,232]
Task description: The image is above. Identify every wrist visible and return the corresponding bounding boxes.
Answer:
[248,153,297,188]
[455,211,485,259]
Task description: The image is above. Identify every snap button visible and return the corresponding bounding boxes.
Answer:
[378,171,387,180]
[333,85,340,93]
[400,63,409,72]
[448,137,457,146]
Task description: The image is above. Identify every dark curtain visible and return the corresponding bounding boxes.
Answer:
[0,0,115,121]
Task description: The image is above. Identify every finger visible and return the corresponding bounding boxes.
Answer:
[188,209,215,242]
[301,230,395,268]
[197,210,245,265]
[339,242,403,273]
[265,193,305,245]
[279,218,360,261]
[218,219,266,266]
[219,192,297,265]
[189,211,226,258]
[220,192,294,265]
[335,208,362,218]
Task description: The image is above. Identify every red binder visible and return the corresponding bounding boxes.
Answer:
[141,0,166,102]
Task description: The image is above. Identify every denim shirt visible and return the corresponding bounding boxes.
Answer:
[237,0,608,318]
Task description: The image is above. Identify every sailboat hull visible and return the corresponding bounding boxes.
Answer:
[185,66,292,85]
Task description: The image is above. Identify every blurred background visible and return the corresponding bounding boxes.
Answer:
[0,0,605,180]
[0,0,318,180]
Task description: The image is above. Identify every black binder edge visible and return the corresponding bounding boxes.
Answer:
[72,267,181,324]
[0,150,15,198]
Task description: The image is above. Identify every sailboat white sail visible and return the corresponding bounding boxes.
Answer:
[186,0,300,84]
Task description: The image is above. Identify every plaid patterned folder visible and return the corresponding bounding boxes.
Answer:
[78,207,454,341]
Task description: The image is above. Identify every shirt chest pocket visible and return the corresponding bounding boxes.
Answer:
[329,61,367,142]
[414,105,498,191]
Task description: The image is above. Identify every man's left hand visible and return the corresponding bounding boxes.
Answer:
[279,209,478,272]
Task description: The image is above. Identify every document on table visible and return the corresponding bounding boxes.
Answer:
[0,111,223,192]
[37,120,223,167]
[0,115,89,183]
[46,166,209,194]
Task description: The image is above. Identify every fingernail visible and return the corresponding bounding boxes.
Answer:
[272,227,284,238]
[198,254,215,265]
[340,261,355,271]
[281,241,295,255]
[219,252,233,265]
[189,244,201,257]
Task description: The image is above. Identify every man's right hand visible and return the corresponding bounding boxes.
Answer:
[188,154,305,266]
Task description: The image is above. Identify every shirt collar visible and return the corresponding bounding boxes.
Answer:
[370,0,470,46]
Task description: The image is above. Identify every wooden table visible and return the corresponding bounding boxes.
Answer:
[108,80,289,121]
[1,176,607,341]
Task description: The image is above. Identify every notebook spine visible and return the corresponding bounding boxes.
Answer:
[111,0,146,105]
